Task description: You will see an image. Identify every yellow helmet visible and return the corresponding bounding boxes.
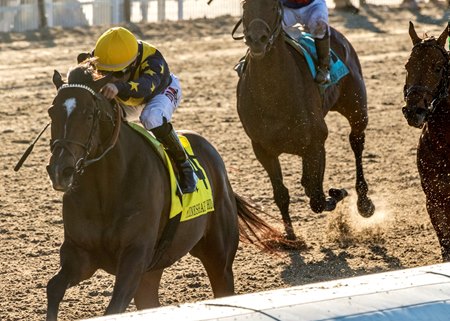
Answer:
[94,27,138,72]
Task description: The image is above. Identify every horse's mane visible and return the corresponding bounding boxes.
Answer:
[67,58,102,85]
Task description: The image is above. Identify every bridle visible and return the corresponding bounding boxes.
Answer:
[50,84,122,176]
[232,0,283,53]
[404,40,450,116]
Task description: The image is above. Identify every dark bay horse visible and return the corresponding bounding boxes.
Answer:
[236,0,375,240]
[45,61,284,320]
[403,22,450,261]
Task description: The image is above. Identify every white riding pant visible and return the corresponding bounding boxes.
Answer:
[282,0,329,39]
[122,74,182,130]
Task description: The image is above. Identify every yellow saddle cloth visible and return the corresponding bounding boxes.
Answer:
[128,122,214,221]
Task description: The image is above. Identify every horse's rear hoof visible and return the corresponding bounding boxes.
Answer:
[358,197,375,218]
[324,197,337,211]
[329,188,348,202]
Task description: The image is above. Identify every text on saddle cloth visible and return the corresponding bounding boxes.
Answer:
[127,122,214,221]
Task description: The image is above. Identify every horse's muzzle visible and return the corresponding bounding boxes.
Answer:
[244,34,268,59]
[402,105,427,128]
[46,163,75,192]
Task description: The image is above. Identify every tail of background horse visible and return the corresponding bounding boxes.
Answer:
[234,193,303,251]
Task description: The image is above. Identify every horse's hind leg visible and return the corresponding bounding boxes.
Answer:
[190,202,239,297]
[349,123,375,217]
[337,91,375,217]
[133,269,164,309]
[46,242,96,321]
[251,141,295,240]
[191,241,236,298]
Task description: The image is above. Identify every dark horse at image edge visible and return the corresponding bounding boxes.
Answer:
[44,61,287,320]
[237,0,375,240]
[403,21,450,261]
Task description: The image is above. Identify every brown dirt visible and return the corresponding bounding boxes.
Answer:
[1,4,449,321]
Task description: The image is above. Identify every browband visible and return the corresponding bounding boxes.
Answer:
[58,83,97,96]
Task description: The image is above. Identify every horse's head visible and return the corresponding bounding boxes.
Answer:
[242,0,283,59]
[46,61,114,192]
[403,21,449,128]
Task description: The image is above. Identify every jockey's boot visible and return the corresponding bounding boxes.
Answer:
[152,123,198,194]
[314,33,331,85]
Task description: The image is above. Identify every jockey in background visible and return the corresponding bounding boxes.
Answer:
[280,0,331,84]
[81,27,198,193]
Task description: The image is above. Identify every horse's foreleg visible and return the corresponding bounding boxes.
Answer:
[301,143,327,213]
[349,130,375,217]
[105,246,147,315]
[46,269,70,321]
[46,242,96,321]
[134,269,164,309]
[251,141,294,240]
[426,197,450,262]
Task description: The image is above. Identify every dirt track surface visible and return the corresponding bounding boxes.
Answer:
[1,4,449,320]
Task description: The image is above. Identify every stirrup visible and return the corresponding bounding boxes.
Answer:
[315,67,331,85]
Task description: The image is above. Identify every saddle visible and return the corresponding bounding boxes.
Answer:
[284,32,349,88]
[235,31,350,89]
[127,122,214,221]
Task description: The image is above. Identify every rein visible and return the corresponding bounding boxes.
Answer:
[404,40,450,116]
[232,2,284,53]
[51,84,122,176]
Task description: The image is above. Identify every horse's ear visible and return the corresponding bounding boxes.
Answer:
[77,52,91,64]
[409,21,421,45]
[91,74,113,93]
[52,70,64,90]
[437,24,448,48]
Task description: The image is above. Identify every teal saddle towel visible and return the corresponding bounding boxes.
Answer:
[285,32,349,89]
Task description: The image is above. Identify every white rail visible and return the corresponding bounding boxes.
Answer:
[86,263,450,321]
[0,0,243,32]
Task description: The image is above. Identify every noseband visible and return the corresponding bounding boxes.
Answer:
[232,2,283,53]
[404,41,450,116]
[50,84,121,175]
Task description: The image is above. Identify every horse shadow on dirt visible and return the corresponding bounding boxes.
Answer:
[332,5,385,33]
[413,8,450,25]
[280,245,403,286]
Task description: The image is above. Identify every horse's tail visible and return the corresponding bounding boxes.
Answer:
[234,193,302,252]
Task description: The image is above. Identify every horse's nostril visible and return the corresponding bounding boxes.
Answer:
[62,167,74,178]
[402,107,408,116]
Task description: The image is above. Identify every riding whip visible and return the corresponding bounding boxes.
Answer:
[14,123,50,172]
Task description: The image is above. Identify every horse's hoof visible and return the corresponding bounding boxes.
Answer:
[357,197,375,218]
[284,230,297,242]
[329,188,348,202]
[324,197,337,211]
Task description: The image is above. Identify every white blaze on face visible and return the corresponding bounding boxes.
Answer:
[63,97,77,117]
[58,97,77,160]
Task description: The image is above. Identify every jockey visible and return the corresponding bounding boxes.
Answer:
[87,27,197,193]
[280,0,331,84]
